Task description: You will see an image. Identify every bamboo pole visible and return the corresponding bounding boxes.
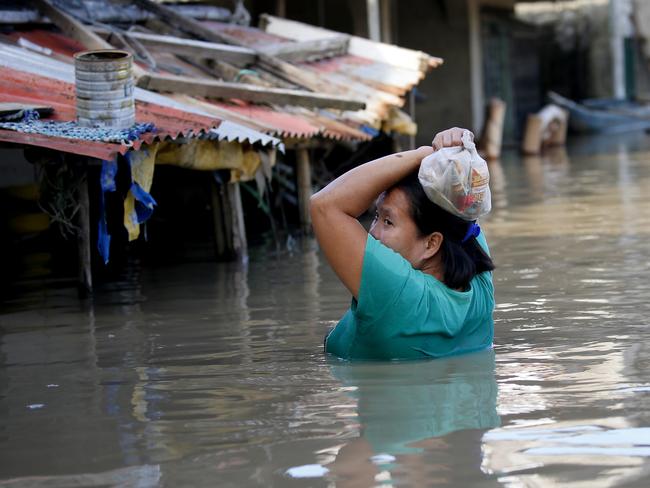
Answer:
[296,148,312,235]
[76,162,92,296]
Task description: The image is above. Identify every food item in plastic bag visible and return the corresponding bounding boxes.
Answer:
[418,130,491,221]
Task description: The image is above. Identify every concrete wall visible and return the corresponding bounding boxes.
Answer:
[393,0,474,145]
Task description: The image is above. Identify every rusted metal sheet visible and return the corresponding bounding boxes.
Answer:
[1,27,382,143]
[0,65,221,159]
[213,101,321,139]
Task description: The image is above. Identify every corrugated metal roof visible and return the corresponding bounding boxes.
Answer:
[202,20,436,128]
[5,29,353,143]
[3,14,437,144]
[9,26,392,141]
[210,120,284,151]
[0,39,281,158]
[0,64,218,160]
[130,39,373,142]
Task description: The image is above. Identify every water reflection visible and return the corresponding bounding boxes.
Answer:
[327,350,500,486]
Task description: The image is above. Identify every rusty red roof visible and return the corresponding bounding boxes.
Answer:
[7,28,370,143]
[0,64,221,160]
[207,101,370,141]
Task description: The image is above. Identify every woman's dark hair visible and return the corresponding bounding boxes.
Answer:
[393,172,495,290]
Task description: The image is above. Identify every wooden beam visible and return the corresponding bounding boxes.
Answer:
[226,182,248,263]
[260,14,443,72]
[380,0,393,44]
[75,162,92,296]
[132,0,365,102]
[93,29,257,67]
[137,73,366,111]
[32,0,147,79]
[127,22,296,89]
[260,36,349,63]
[33,0,112,51]
[134,0,239,44]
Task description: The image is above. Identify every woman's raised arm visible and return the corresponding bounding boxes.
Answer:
[310,146,433,298]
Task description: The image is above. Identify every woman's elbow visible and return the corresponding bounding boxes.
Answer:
[310,191,327,221]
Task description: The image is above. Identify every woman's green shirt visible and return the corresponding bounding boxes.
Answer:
[325,232,494,360]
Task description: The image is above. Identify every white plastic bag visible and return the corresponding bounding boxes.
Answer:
[418,130,491,221]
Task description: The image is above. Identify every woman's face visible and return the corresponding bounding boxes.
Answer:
[370,188,430,268]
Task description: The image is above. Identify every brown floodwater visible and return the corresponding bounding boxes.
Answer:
[1,133,650,487]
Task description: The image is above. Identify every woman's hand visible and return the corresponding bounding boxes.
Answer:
[432,127,473,151]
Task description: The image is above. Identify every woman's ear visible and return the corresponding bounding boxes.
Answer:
[423,232,443,259]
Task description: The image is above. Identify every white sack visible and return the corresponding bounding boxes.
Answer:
[418,130,491,221]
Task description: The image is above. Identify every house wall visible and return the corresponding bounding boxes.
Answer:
[393,0,474,145]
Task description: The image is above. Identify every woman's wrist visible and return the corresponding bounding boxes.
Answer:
[414,146,434,158]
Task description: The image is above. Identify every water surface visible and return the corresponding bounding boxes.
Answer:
[1,134,650,487]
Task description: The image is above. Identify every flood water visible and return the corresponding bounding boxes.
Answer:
[1,134,650,487]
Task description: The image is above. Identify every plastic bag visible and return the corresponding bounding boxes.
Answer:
[418,130,491,221]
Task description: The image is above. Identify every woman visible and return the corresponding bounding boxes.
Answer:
[311,127,495,360]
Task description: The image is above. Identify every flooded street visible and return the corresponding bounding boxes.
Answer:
[1,134,650,487]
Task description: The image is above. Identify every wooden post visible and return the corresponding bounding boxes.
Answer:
[137,73,365,111]
[275,0,286,18]
[226,182,248,263]
[366,0,381,42]
[296,148,312,235]
[522,114,544,155]
[76,162,93,296]
[210,179,227,258]
[481,98,506,160]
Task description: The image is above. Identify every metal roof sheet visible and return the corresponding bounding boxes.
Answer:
[4,29,366,143]
[0,64,219,160]
[198,99,371,142]
[210,121,284,151]
[199,21,429,128]
[0,39,281,157]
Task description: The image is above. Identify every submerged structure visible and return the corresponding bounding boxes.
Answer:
[0,0,441,292]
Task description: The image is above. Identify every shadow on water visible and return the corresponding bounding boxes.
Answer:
[1,133,650,487]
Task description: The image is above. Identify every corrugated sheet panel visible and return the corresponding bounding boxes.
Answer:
[199,22,418,127]
[0,40,282,157]
[204,23,427,94]
[210,121,284,151]
[0,65,220,160]
[4,29,370,143]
